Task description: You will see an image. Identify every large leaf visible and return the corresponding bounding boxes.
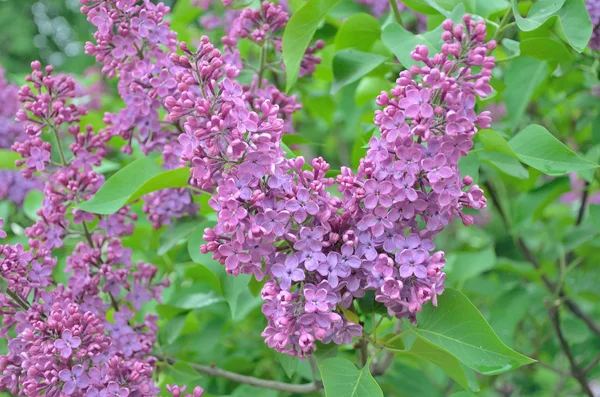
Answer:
[519,37,573,63]
[509,124,598,176]
[0,150,21,170]
[444,247,497,283]
[503,57,548,129]
[510,0,592,52]
[319,357,383,397]
[331,49,386,93]
[414,288,535,375]
[381,4,464,68]
[283,0,340,92]
[381,23,440,69]
[391,335,471,390]
[334,13,380,52]
[77,157,191,214]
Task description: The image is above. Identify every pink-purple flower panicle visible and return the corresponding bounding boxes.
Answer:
[186,16,493,358]
[0,62,192,397]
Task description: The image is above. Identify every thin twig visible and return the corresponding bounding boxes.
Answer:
[584,353,600,374]
[161,357,321,394]
[485,180,600,338]
[547,302,593,397]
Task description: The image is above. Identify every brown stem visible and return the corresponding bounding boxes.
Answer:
[161,357,321,394]
[485,181,600,338]
[547,302,593,397]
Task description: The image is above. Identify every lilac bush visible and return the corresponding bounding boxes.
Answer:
[2,0,598,395]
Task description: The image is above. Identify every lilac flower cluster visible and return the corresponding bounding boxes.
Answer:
[179,16,493,358]
[81,0,179,155]
[223,1,324,78]
[1,63,197,397]
[339,15,492,318]
[81,0,208,229]
[587,0,600,50]
[0,66,43,206]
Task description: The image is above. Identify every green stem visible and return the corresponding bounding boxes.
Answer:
[51,125,68,166]
[492,7,513,42]
[257,43,268,89]
[389,0,403,26]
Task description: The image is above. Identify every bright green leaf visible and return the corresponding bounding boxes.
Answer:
[509,124,598,176]
[277,353,299,379]
[393,335,471,390]
[335,13,380,52]
[480,152,529,179]
[282,134,313,147]
[77,157,191,214]
[520,37,573,63]
[414,288,535,375]
[445,247,497,283]
[475,0,509,18]
[381,23,440,68]
[23,190,43,221]
[0,150,20,170]
[283,0,341,92]
[355,77,390,106]
[400,0,438,14]
[158,219,198,256]
[511,0,592,52]
[319,357,383,397]
[503,57,548,129]
[331,49,386,93]
[458,151,479,183]
[167,289,225,310]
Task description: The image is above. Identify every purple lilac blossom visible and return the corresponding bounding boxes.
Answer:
[173,15,494,358]
[0,66,43,206]
[1,61,195,397]
[587,0,600,50]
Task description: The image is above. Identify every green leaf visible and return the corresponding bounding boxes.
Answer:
[355,77,390,106]
[458,151,479,184]
[503,57,548,129]
[77,157,191,214]
[0,150,20,170]
[475,0,509,18]
[331,49,386,93]
[400,0,438,14]
[422,0,475,14]
[445,247,497,283]
[158,219,198,256]
[509,124,598,176]
[510,0,592,52]
[381,23,440,69]
[335,13,380,52]
[319,357,383,397]
[277,353,298,379]
[519,37,573,63]
[357,290,389,315]
[167,289,225,310]
[282,134,313,147]
[414,288,535,375]
[283,0,341,92]
[480,152,529,179]
[23,190,43,221]
[393,335,471,390]
[381,4,464,68]
[478,129,518,158]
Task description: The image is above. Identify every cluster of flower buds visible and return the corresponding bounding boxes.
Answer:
[222,1,324,78]
[183,16,492,357]
[81,0,179,155]
[0,66,43,205]
[0,63,189,397]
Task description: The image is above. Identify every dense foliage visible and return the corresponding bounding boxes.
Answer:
[0,0,599,396]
